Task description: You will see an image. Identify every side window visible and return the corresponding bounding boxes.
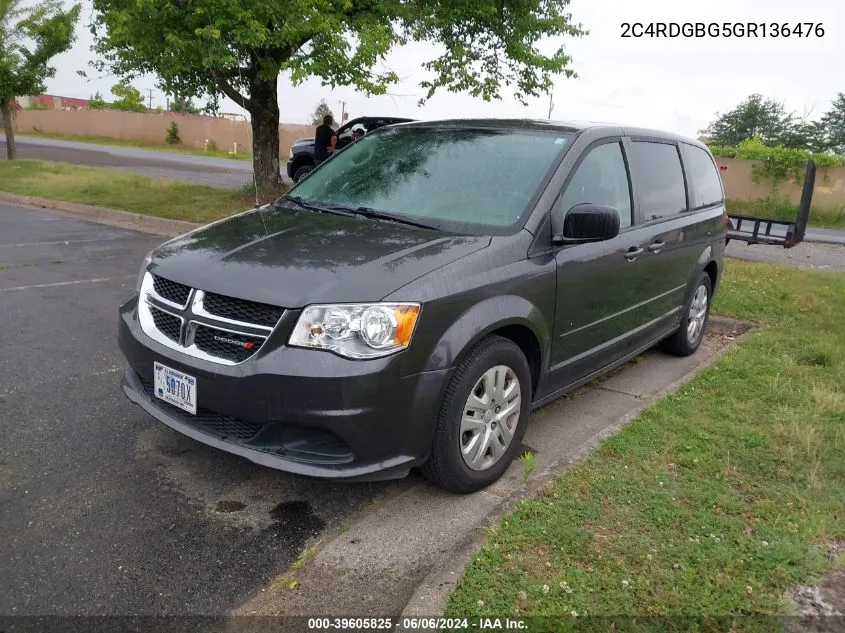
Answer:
[629,141,687,221]
[681,144,724,208]
[557,142,632,229]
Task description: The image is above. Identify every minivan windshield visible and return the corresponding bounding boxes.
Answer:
[287,126,571,234]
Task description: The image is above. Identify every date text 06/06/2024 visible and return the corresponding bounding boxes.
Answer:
[306,617,527,630]
[621,22,825,38]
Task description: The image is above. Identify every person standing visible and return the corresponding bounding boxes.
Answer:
[314,115,337,166]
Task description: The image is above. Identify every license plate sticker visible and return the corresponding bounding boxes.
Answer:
[153,362,197,415]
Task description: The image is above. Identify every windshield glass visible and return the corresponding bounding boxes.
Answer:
[288,126,571,234]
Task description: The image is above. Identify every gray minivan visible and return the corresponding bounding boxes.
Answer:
[119,119,728,493]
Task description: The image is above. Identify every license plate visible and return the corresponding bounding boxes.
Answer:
[153,362,197,415]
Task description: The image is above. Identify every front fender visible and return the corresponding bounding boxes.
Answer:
[419,295,551,375]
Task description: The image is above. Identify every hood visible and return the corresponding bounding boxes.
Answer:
[292,137,314,146]
[149,205,490,308]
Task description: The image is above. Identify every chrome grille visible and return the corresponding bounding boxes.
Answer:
[138,272,284,366]
[152,274,190,307]
[150,306,181,343]
[203,292,285,328]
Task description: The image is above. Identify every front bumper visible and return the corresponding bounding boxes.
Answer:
[118,296,451,481]
[285,159,296,179]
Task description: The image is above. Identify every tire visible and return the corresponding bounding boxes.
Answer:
[293,165,313,182]
[420,335,531,494]
[661,273,712,357]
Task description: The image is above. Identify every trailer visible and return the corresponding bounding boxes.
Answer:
[726,160,815,249]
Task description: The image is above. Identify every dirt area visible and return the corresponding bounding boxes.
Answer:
[786,541,845,632]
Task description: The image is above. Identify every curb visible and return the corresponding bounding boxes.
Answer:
[0,192,201,237]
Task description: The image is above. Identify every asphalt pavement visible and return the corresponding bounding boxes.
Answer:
[1,136,254,189]
[0,203,392,616]
[726,239,845,272]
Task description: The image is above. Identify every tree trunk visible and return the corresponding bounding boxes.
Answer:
[1,101,16,160]
[248,76,282,194]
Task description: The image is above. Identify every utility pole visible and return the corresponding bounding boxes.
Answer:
[146,88,154,110]
[547,91,554,120]
[338,100,347,122]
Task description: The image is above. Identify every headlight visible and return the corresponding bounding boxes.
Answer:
[288,148,294,159]
[135,251,153,293]
[289,303,421,359]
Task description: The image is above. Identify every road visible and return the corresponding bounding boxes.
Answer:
[1,135,254,189]
[0,203,394,616]
[726,239,845,272]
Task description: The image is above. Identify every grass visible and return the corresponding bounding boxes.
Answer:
[520,450,537,484]
[0,159,284,223]
[446,260,845,631]
[18,130,252,161]
[727,196,845,230]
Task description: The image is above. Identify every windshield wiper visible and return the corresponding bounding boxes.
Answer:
[331,205,440,231]
[283,195,355,217]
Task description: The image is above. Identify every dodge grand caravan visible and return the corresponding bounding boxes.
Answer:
[119,119,728,493]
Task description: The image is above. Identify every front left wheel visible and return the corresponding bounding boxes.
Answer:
[420,335,531,494]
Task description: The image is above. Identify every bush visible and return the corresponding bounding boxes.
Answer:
[165,122,180,145]
[206,138,218,152]
[710,136,845,188]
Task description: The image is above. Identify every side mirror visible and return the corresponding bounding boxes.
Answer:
[552,203,621,244]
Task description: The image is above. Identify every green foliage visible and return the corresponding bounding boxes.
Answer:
[0,0,81,158]
[169,96,200,115]
[820,92,845,155]
[309,99,335,126]
[710,136,845,189]
[89,0,587,188]
[109,81,146,113]
[700,94,794,147]
[519,450,536,484]
[703,93,845,154]
[164,121,180,145]
[0,0,81,105]
[205,138,218,152]
[88,91,106,109]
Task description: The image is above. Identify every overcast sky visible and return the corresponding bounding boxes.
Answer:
[46,0,842,137]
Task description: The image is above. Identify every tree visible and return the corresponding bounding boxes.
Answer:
[110,81,146,112]
[169,95,200,115]
[309,99,335,126]
[820,93,845,155]
[165,121,180,144]
[701,94,794,147]
[0,0,81,159]
[90,0,586,192]
[89,91,106,109]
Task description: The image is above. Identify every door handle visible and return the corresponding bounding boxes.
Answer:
[648,240,666,253]
[624,246,644,261]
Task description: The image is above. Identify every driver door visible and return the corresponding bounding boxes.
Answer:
[548,139,653,391]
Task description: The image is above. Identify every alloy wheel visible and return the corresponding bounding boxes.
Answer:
[459,365,522,471]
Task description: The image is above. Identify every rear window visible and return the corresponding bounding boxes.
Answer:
[681,144,724,208]
[629,141,687,221]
